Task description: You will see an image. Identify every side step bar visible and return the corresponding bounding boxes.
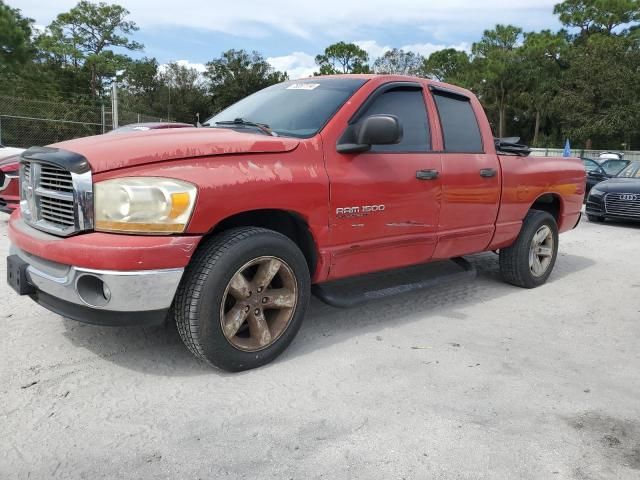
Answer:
[312,257,476,308]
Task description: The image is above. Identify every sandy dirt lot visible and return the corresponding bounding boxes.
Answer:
[1,214,639,480]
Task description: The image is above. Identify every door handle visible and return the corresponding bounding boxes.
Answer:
[416,169,439,180]
[479,168,497,178]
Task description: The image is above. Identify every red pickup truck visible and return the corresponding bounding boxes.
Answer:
[6,75,585,371]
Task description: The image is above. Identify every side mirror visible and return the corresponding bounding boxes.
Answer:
[337,115,403,154]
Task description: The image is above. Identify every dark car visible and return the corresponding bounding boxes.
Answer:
[586,160,640,223]
[582,157,631,196]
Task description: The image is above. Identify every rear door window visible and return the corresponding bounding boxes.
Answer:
[433,92,483,153]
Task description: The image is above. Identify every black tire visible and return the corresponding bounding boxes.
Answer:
[499,210,559,289]
[587,214,605,222]
[174,227,310,371]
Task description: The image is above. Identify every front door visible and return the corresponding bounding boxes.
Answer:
[323,84,442,280]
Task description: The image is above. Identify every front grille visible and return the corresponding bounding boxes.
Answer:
[20,160,92,236]
[40,195,76,226]
[604,193,640,218]
[40,165,74,192]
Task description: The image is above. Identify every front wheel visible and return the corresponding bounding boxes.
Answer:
[499,210,559,288]
[174,227,310,371]
[587,214,605,223]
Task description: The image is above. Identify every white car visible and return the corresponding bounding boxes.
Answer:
[597,151,624,163]
[0,144,25,162]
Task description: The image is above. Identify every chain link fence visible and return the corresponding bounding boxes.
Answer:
[530,148,640,161]
[3,95,639,162]
[0,95,164,148]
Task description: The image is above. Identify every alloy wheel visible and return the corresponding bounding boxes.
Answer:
[529,225,554,277]
[220,256,298,352]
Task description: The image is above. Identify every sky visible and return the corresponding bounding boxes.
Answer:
[13,0,563,78]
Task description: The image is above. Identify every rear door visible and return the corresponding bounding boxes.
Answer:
[324,83,442,280]
[429,87,501,259]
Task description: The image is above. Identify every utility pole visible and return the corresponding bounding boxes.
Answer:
[111,83,119,130]
[167,85,171,122]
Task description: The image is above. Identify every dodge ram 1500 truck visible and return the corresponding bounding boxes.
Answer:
[6,75,585,371]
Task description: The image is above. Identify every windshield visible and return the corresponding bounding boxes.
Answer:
[205,78,367,138]
[601,159,628,175]
[617,161,640,179]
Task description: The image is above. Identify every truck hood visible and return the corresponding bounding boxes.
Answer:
[51,127,300,174]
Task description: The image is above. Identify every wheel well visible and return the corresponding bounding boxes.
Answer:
[209,209,318,275]
[530,193,561,223]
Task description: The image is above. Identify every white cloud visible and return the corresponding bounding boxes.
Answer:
[31,24,46,35]
[354,40,470,61]
[270,40,471,78]
[354,40,391,60]
[398,42,471,57]
[173,59,207,73]
[17,0,560,81]
[16,1,559,41]
[267,52,316,79]
[157,60,207,87]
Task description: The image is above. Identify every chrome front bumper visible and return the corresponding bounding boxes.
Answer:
[10,246,184,320]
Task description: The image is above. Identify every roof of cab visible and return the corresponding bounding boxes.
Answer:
[299,73,475,99]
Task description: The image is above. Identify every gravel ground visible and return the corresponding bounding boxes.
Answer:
[1,214,639,480]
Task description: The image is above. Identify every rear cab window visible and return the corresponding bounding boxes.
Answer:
[432,90,483,153]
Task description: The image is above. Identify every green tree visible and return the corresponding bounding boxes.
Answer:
[0,1,34,71]
[519,30,569,145]
[472,24,524,138]
[315,42,371,74]
[0,2,72,101]
[117,57,161,116]
[157,62,209,123]
[372,48,423,75]
[554,0,640,37]
[205,49,288,112]
[420,48,471,84]
[38,1,143,96]
[120,57,160,97]
[555,33,640,149]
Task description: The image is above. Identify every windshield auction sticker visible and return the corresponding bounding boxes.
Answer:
[286,83,320,90]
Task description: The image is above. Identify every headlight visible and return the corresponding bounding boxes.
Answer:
[589,186,604,197]
[94,177,197,234]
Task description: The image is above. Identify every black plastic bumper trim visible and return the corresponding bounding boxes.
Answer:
[573,212,582,229]
[31,290,169,326]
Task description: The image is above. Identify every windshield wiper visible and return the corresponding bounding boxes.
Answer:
[212,118,277,137]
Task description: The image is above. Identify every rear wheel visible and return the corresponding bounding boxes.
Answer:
[499,210,559,288]
[174,227,310,371]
